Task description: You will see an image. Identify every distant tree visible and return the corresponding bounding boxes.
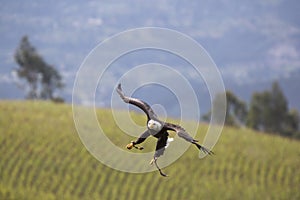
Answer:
[285,109,300,138]
[246,92,267,131]
[202,91,247,127]
[269,82,289,133]
[247,81,299,137]
[14,36,64,101]
[225,91,248,126]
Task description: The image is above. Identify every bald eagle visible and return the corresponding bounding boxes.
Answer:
[117,84,213,177]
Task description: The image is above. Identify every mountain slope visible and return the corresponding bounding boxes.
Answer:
[0,101,299,200]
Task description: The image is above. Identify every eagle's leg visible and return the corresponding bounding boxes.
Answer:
[126,130,150,150]
[149,157,168,177]
[126,138,145,150]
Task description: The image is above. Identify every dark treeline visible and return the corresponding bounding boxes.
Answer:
[203,81,300,139]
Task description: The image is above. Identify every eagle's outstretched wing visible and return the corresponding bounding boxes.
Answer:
[116,83,158,120]
[165,122,213,155]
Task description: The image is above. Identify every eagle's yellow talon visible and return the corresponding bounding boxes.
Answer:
[126,142,134,150]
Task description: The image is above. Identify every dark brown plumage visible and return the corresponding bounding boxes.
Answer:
[117,83,213,177]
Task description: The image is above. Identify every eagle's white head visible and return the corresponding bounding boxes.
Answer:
[147,119,162,131]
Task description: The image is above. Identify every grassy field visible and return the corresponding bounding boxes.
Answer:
[0,100,299,200]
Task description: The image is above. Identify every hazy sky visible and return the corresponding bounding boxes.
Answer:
[1,0,299,105]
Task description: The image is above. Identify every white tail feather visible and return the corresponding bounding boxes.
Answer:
[165,138,174,148]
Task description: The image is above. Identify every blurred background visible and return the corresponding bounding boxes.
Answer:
[1,0,300,109]
[1,1,300,199]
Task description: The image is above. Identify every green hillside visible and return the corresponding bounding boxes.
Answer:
[0,101,299,200]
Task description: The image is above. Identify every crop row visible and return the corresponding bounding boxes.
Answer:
[0,101,299,200]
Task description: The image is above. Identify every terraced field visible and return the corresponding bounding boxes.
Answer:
[0,101,299,200]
